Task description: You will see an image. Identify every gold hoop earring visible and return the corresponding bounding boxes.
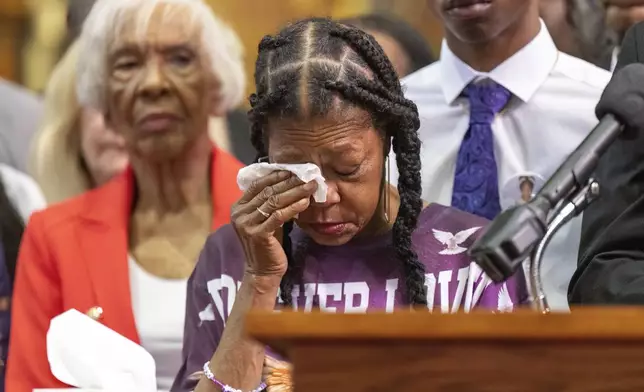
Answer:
[384,156,390,223]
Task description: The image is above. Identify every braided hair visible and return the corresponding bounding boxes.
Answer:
[248,18,427,306]
[338,13,435,75]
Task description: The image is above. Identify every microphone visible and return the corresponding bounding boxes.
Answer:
[469,63,644,283]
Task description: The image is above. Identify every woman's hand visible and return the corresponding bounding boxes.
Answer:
[231,171,317,278]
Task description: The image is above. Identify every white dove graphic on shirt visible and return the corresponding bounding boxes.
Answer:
[497,283,514,313]
[432,227,481,255]
[198,303,216,326]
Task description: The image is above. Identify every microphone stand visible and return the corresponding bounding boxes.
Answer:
[528,179,601,314]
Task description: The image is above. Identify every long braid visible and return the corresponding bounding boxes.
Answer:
[247,34,300,305]
[248,86,287,160]
[248,18,427,306]
[325,27,427,304]
[279,234,311,306]
[390,113,425,305]
[278,220,295,305]
[323,80,426,305]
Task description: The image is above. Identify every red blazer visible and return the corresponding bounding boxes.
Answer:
[6,147,243,392]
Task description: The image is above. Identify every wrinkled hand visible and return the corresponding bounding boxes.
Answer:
[231,171,317,278]
[604,0,644,36]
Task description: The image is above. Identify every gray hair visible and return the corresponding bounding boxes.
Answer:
[76,0,246,114]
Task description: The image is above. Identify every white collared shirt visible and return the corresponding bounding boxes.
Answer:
[390,20,611,311]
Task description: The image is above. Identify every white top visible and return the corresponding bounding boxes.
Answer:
[391,20,612,311]
[128,256,187,392]
[0,163,46,221]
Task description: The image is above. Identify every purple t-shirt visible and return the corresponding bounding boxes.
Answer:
[172,204,528,391]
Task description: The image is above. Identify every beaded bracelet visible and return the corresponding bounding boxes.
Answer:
[203,361,267,392]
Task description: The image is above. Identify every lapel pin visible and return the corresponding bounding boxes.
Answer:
[501,172,544,210]
[86,306,104,321]
[518,176,535,203]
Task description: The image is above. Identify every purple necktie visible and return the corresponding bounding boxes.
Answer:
[451,81,511,220]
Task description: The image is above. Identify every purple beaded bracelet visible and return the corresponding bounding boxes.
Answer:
[203,361,267,392]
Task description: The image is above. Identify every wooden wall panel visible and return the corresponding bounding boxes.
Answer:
[1,0,443,92]
[0,18,19,81]
[373,0,444,54]
[0,0,28,82]
[0,0,27,18]
[206,0,443,103]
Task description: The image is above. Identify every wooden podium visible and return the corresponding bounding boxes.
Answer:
[247,308,644,391]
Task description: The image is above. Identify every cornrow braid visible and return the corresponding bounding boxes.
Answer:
[248,18,427,306]
[248,95,265,161]
[323,80,416,121]
[354,78,416,109]
[248,84,288,161]
[329,26,401,92]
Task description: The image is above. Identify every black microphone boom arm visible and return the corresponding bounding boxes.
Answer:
[538,114,621,208]
[469,116,623,283]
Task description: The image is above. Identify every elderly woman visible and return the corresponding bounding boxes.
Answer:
[172,18,528,392]
[7,0,245,390]
[33,38,250,204]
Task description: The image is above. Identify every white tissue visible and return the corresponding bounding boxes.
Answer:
[46,309,157,392]
[237,163,328,202]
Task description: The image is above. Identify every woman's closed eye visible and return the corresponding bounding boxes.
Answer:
[335,164,361,177]
[113,57,140,72]
[168,51,195,67]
